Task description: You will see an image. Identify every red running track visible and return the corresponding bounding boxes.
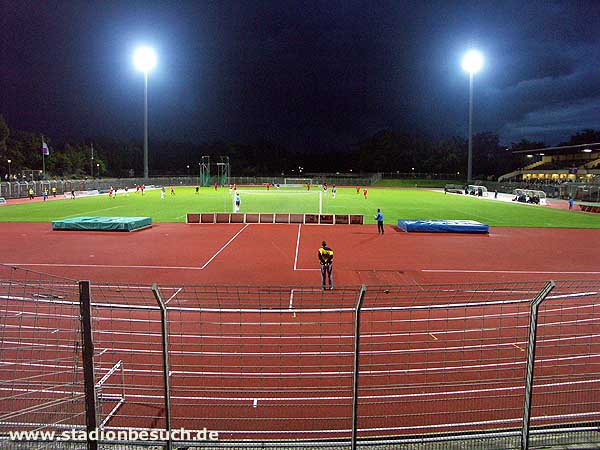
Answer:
[0,222,598,285]
[0,222,599,441]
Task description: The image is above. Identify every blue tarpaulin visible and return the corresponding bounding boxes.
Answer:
[397,219,489,234]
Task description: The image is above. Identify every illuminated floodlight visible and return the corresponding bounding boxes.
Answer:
[133,47,157,73]
[583,148,592,153]
[462,50,484,74]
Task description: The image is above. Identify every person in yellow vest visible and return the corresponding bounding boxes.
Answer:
[28,188,34,200]
[51,186,57,197]
[318,241,334,290]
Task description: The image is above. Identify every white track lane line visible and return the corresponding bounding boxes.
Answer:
[423,269,600,274]
[2,263,204,270]
[293,224,319,271]
[293,224,301,270]
[199,224,249,269]
[165,287,183,305]
[2,226,250,272]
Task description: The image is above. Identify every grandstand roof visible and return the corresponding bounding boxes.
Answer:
[512,142,600,155]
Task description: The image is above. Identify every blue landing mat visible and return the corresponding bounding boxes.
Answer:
[397,219,489,234]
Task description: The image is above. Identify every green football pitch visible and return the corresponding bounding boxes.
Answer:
[0,186,597,228]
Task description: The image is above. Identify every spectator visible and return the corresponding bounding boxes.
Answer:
[318,240,334,290]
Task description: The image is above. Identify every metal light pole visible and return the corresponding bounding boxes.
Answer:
[143,71,149,178]
[134,47,157,180]
[467,71,474,183]
[7,159,11,180]
[462,50,483,183]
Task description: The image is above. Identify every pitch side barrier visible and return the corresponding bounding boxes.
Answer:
[186,212,364,225]
[576,201,600,213]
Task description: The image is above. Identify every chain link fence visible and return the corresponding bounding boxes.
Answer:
[1,267,599,449]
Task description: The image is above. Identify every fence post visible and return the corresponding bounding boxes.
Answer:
[152,284,173,450]
[79,280,98,450]
[521,280,555,450]
[351,285,367,450]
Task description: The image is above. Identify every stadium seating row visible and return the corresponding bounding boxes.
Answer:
[186,213,364,225]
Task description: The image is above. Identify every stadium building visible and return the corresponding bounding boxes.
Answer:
[499,142,600,183]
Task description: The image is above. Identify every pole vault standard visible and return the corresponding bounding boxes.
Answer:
[200,155,230,188]
[200,156,210,187]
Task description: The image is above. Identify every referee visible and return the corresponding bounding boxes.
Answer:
[318,241,334,290]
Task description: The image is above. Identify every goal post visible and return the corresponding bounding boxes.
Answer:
[232,189,323,214]
[283,177,313,186]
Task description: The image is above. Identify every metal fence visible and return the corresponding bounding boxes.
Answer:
[1,267,599,449]
[0,175,382,200]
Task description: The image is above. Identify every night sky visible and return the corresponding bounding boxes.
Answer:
[3,0,600,150]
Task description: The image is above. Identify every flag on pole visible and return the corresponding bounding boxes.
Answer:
[42,139,49,156]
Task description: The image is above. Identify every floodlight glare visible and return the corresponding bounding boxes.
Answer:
[462,50,483,74]
[133,47,157,73]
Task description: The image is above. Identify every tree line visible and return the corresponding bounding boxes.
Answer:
[1,114,598,180]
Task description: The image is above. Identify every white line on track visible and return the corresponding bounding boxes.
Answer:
[293,224,301,271]
[199,223,249,269]
[165,287,183,305]
[1,226,250,272]
[1,263,204,270]
[289,289,294,309]
[4,314,598,342]
[6,332,600,358]
[2,371,599,407]
[293,223,319,271]
[423,269,600,274]
[0,281,179,291]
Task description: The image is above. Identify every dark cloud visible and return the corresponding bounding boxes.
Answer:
[2,0,600,149]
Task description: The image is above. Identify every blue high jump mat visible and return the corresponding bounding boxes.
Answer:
[52,216,152,232]
[397,219,489,234]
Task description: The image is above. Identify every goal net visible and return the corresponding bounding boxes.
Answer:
[283,178,314,188]
[232,189,323,214]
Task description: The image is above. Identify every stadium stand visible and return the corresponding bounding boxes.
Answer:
[499,143,600,183]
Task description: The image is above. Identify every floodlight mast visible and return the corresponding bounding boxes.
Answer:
[462,50,483,183]
[133,47,157,179]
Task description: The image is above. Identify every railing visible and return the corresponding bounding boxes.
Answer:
[0,175,384,199]
[0,265,599,449]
